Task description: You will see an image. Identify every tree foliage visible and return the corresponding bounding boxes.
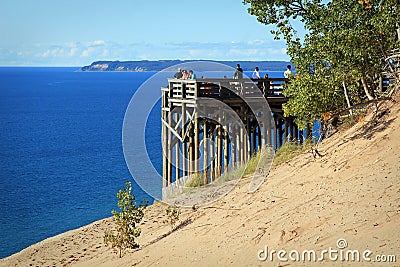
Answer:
[104,181,147,258]
[244,0,400,128]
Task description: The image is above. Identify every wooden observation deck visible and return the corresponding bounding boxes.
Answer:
[161,77,304,198]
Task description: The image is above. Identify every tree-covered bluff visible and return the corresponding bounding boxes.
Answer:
[80,60,291,72]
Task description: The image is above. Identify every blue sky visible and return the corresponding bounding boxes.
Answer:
[0,0,291,66]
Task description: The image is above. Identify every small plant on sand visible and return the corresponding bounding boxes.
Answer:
[273,141,312,167]
[104,181,147,258]
[185,173,204,188]
[244,150,263,176]
[163,205,181,230]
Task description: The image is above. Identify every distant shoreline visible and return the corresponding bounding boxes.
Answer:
[80,60,292,72]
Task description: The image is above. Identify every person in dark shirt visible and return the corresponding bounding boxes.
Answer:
[233,64,243,79]
[174,68,183,79]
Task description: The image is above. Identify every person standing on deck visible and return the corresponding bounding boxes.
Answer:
[174,68,183,79]
[284,65,294,79]
[233,64,243,79]
[182,70,189,79]
[252,67,262,92]
[252,67,261,79]
[188,70,196,80]
[263,73,271,96]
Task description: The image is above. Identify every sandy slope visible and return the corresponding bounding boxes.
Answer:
[1,99,399,267]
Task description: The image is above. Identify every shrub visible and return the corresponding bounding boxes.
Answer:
[163,205,181,230]
[104,181,147,258]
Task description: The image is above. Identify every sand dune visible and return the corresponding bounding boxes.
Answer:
[1,98,399,267]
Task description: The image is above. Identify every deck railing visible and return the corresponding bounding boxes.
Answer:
[166,78,288,101]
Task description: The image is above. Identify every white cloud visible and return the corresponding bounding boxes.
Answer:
[266,47,288,56]
[188,50,201,57]
[1,39,289,66]
[67,47,78,57]
[41,50,50,57]
[227,48,265,57]
[101,49,109,57]
[80,49,91,57]
[247,39,266,45]
[87,40,106,47]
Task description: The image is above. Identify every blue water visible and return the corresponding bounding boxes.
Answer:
[0,67,159,258]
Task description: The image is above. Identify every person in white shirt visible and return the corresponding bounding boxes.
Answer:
[284,65,293,79]
[252,67,260,79]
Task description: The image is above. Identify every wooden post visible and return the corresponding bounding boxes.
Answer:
[246,115,250,160]
[257,125,262,153]
[181,103,186,178]
[239,126,244,165]
[223,125,229,173]
[294,122,299,145]
[194,116,199,174]
[167,112,173,185]
[273,115,279,150]
[162,109,167,188]
[210,129,215,181]
[203,121,208,184]
[277,119,283,149]
[217,124,222,177]
[263,119,271,148]
[189,125,193,175]
[284,118,289,144]
[290,118,295,143]
[252,122,257,155]
[175,113,180,184]
[231,126,236,169]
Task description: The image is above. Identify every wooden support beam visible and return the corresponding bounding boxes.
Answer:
[189,126,193,175]
[290,117,295,142]
[175,113,180,184]
[277,119,283,149]
[203,121,208,185]
[167,111,173,185]
[217,124,222,177]
[239,126,244,165]
[210,130,215,181]
[244,115,250,163]
[162,109,167,188]
[252,121,257,156]
[194,116,199,174]
[223,124,229,173]
[181,103,186,178]
[263,119,271,148]
[231,126,236,169]
[257,125,262,152]
[284,118,289,144]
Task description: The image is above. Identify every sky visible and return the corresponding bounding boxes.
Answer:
[0,0,291,66]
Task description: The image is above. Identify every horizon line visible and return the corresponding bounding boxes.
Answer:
[0,59,291,68]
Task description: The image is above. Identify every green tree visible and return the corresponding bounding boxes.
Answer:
[244,0,400,128]
[104,181,147,258]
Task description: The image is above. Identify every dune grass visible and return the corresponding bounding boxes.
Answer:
[184,173,204,188]
[272,141,312,167]
[184,142,311,188]
[216,147,274,184]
